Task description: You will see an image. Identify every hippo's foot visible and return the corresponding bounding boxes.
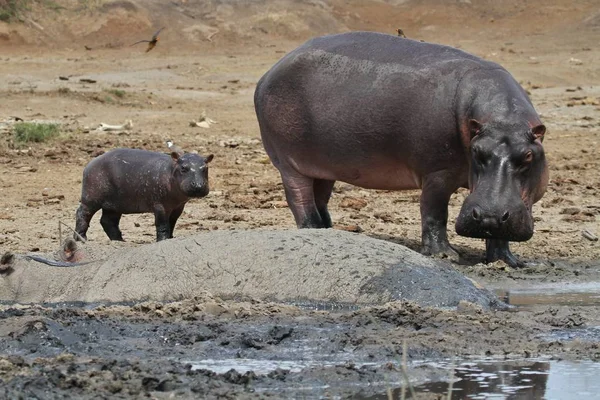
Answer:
[485,239,525,268]
[421,242,460,263]
[297,211,329,229]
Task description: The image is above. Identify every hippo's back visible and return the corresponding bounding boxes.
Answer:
[81,149,172,211]
[254,32,504,188]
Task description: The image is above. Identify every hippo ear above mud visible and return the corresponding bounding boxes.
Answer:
[468,119,483,138]
[205,154,214,163]
[170,151,180,161]
[531,124,546,142]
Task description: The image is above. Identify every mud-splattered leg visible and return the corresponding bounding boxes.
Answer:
[420,170,461,261]
[168,205,185,239]
[313,179,335,228]
[486,239,524,268]
[154,205,171,242]
[100,209,124,241]
[280,169,324,228]
[74,203,99,241]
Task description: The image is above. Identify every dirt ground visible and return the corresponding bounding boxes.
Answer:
[1,0,600,397]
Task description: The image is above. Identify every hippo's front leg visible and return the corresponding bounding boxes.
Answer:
[486,239,525,268]
[168,205,185,239]
[419,170,461,261]
[153,205,171,242]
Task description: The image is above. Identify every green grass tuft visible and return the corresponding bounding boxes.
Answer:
[0,0,29,22]
[13,122,60,143]
[104,88,126,98]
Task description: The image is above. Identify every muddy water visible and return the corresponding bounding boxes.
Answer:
[187,357,600,399]
[354,359,600,399]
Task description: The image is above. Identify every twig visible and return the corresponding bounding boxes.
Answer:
[206,30,219,42]
[447,356,456,400]
[582,229,598,242]
[58,221,62,246]
[400,340,417,399]
[59,221,86,243]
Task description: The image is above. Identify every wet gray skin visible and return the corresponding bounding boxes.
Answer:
[254,31,548,268]
[74,147,213,242]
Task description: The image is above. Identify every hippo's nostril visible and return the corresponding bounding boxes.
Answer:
[472,207,481,221]
[501,211,510,223]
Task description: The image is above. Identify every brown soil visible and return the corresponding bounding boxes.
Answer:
[1,0,600,397]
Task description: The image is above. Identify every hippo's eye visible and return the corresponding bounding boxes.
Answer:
[523,151,533,164]
[180,165,190,173]
[472,147,485,165]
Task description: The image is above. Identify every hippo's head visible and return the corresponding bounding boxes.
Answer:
[171,151,214,198]
[455,120,548,241]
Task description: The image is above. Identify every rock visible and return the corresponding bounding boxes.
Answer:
[560,207,581,215]
[339,197,368,210]
[569,58,583,65]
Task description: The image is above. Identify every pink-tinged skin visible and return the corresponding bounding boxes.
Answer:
[75,148,213,242]
[254,31,548,268]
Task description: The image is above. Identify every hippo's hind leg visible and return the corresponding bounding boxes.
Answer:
[486,239,524,268]
[419,170,461,261]
[100,209,124,241]
[168,205,185,239]
[280,168,326,228]
[313,179,335,228]
[74,203,99,241]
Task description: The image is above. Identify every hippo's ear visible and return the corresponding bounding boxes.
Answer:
[468,119,483,138]
[205,154,214,163]
[170,151,180,161]
[531,124,546,142]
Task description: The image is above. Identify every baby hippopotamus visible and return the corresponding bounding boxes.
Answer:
[74,143,213,242]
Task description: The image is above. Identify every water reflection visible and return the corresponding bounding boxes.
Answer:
[362,359,600,400]
[495,283,600,307]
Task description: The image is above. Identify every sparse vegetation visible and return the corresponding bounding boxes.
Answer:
[13,122,60,143]
[0,0,64,22]
[105,88,126,98]
[0,0,28,22]
[78,0,103,12]
[57,87,70,94]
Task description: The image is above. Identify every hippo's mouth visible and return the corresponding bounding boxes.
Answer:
[455,207,534,242]
[187,186,210,198]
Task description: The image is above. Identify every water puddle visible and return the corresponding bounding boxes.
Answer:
[363,358,600,399]
[495,282,600,307]
[186,356,600,398]
[286,300,366,312]
[189,358,376,374]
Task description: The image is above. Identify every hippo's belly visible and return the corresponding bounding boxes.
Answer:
[291,155,423,190]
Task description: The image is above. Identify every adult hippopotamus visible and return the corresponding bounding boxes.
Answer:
[74,144,213,242]
[254,31,548,268]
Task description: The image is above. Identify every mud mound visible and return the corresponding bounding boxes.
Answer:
[1,229,503,309]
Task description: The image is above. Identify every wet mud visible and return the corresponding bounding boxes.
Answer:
[1,0,600,398]
[1,294,600,398]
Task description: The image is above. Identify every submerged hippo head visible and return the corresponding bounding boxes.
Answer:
[171,149,214,198]
[455,120,548,241]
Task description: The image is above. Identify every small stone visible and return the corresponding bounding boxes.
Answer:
[339,197,368,210]
[560,207,581,215]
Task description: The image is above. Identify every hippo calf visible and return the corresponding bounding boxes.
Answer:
[75,146,213,242]
[254,31,548,268]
